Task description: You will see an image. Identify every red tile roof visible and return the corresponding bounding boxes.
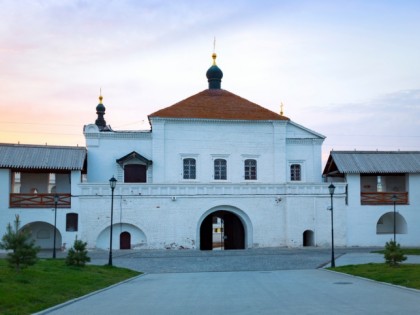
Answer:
[149,89,289,121]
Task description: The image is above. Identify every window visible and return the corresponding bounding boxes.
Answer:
[244,159,257,180]
[183,158,196,179]
[66,213,78,232]
[214,159,227,180]
[290,164,301,181]
[124,164,147,183]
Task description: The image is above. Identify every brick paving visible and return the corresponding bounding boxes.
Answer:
[84,247,381,273]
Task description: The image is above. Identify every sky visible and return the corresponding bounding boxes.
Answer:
[1,0,419,164]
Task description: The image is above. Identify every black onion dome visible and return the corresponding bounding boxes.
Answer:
[206,53,223,89]
[95,95,106,129]
[96,103,105,112]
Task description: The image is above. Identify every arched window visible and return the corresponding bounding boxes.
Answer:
[244,159,257,180]
[66,213,78,232]
[183,158,196,179]
[214,159,227,180]
[291,164,301,181]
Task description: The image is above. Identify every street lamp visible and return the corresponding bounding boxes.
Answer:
[328,183,336,268]
[391,194,398,243]
[52,194,59,259]
[108,176,117,266]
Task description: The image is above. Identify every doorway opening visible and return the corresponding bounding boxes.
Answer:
[120,231,131,249]
[303,230,314,246]
[200,210,245,250]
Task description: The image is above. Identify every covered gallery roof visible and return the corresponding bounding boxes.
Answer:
[0,143,87,171]
[323,151,420,175]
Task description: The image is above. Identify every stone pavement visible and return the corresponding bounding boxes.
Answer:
[35,248,420,315]
[85,247,384,273]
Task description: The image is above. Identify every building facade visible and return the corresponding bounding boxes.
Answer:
[323,151,420,247]
[11,54,415,251]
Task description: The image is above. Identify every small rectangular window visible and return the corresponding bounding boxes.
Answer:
[214,159,227,180]
[183,158,196,179]
[66,213,78,232]
[291,164,301,181]
[244,159,257,180]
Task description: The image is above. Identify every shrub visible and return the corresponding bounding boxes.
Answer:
[384,240,407,266]
[0,214,39,272]
[66,237,91,266]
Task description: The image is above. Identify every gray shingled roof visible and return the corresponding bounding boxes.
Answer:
[0,144,87,170]
[327,151,420,174]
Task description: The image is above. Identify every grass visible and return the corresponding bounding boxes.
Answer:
[332,263,420,290]
[372,248,420,255]
[0,258,140,315]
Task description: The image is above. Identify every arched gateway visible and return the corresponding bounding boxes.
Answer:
[199,210,246,250]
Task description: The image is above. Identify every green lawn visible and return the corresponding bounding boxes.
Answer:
[0,259,140,315]
[332,263,420,290]
[372,248,420,255]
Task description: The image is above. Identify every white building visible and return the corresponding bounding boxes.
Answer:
[7,54,419,251]
[323,151,420,247]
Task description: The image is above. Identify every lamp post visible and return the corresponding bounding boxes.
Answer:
[391,194,398,243]
[52,194,59,259]
[108,176,117,266]
[328,183,336,268]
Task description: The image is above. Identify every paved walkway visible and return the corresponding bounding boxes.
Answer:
[35,248,420,315]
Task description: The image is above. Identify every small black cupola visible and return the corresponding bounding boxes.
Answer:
[95,94,106,130]
[206,53,223,89]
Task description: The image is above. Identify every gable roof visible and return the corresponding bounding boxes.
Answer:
[323,151,420,175]
[149,89,289,121]
[116,151,152,166]
[0,143,87,171]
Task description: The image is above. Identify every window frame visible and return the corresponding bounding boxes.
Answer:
[244,159,257,180]
[214,158,227,180]
[66,213,78,232]
[290,164,302,181]
[183,158,197,180]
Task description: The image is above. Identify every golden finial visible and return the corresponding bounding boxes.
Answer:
[212,52,217,65]
[212,37,217,65]
[99,88,103,104]
[280,102,284,116]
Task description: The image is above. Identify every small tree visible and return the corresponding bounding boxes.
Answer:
[384,240,407,266]
[66,237,90,266]
[0,215,39,272]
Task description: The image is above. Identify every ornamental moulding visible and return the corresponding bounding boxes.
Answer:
[287,138,324,145]
[149,117,288,126]
[85,131,152,140]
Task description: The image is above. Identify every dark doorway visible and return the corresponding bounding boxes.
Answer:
[200,211,245,250]
[120,232,131,249]
[303,230,314,246]
[124,164,147,183]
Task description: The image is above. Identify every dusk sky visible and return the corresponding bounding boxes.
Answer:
[1,0,419,163]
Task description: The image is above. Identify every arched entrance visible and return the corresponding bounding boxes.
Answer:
[96,223,147,249]
[376,212,408,234]
[200,210,245,250]
[22,221,62,249]
[303,230,314,246]
[120,232,131,249]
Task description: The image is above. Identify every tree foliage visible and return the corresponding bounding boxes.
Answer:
[384,240,407,266]
[0,214,39,272]
[66,237,91,266]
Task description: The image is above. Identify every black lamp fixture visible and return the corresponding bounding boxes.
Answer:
[328,183,336,268]
[108,176,117,266]
[52,194,59,259]
[391,194,398,243]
